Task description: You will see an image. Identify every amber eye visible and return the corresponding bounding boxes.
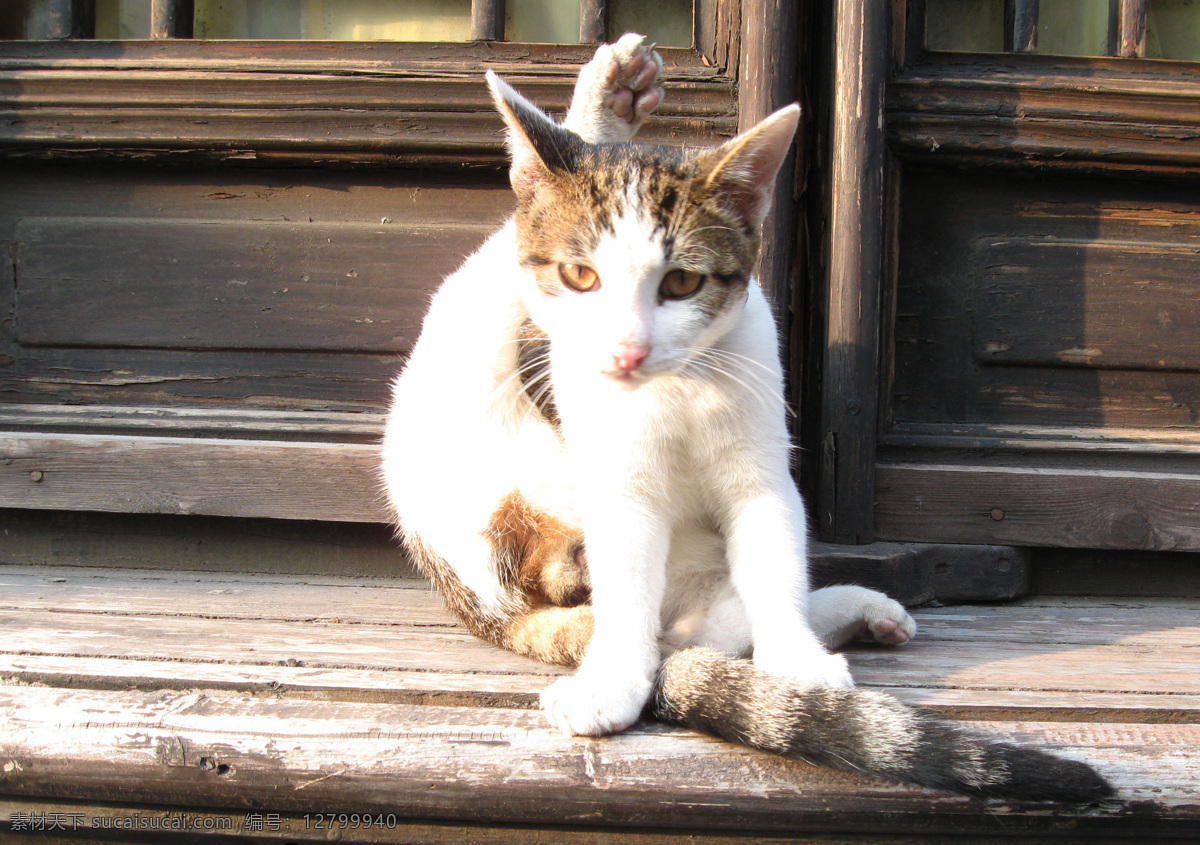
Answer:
[558,263,600,292]
[661,270,706,300]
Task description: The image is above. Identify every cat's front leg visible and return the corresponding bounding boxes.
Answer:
[724,483,855,688]
[563,32,664,144]
[540,496,668,736]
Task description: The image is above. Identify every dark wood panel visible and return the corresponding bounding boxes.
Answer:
[972,238,1200,371]
[0,163,507,415]
[892,168,1200,430]
[15,217,483,353]
[876,463,1200,550]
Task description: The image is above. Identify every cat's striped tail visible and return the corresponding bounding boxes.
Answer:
[650,647,1114,803]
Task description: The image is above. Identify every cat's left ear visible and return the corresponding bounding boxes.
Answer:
[486,70,585,202]
[702,104,801,228]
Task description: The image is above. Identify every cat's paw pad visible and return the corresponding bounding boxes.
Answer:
[567,33,664,143]
[860,597,917,646]
[540,671,652,737]
[601,33,664,124]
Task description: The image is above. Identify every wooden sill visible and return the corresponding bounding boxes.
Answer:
[1,564,1197,841]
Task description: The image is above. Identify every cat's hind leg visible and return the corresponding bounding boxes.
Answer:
[563,32,664,144]
[808,585,917,650]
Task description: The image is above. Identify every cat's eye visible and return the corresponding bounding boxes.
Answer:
[558,263,600,292]
[661,270,706,300]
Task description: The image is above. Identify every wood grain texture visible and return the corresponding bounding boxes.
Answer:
[15,217,478,353]
[888,57,1200,174]
[737,0,799,304]
[0,164,504,418]
[0,433,389,522]
[817,0,889,542]
[0,44,736,165]
[876,463,1200,551]
[971,238,1200,371]
[0,567,1197,837]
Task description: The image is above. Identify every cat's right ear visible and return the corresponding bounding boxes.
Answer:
[487,70,584,201]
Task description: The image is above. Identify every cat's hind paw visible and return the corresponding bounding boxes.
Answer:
[564,32,664,144]
[856,595,917,646]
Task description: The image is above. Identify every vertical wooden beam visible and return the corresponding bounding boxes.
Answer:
[579,0,607,43]
[739,0,800,305]
[818,0,889,544]
[1108,0,1147,57]
[150,0,194,39]
[1003,0,1039,53]
[471,0,506,41]
[25,0,94,39]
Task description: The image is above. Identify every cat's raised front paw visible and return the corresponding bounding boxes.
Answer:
[540,670,653,736]
[600,33,664,127]
[564,32,664,144]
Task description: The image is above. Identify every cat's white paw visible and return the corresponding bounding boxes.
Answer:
[862,597,917,646]
[564,32,664,144]
[600,33,664,126]
[540,670,653,736]
[809,585,918,649]
[754,644,854,689]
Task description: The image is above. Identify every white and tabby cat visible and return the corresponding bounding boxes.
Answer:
[382,34,1111,802]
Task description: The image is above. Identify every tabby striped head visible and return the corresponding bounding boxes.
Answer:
[487,72,799,387]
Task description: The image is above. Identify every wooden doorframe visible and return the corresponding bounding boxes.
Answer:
[811,0,891,544]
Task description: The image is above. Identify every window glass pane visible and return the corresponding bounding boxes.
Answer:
[506,0,580,44]
[1147,0,1200,60]
[2,0,696,45]
[610,0,693,48]
[0,2,29,39]
[1036,0,1109,57]
[927,0,1200,60]
[926,0,1005,53]
[96,0,152,39]
[194,0,472,41]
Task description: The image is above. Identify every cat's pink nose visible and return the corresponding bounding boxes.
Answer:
[613,342,651,373]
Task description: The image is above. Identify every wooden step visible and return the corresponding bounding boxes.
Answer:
[1,565,1198,841]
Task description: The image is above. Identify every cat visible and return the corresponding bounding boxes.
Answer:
[381,33,1112,803]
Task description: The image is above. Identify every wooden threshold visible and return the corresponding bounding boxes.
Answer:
[1,565,1198,841]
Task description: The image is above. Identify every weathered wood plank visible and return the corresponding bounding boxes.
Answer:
[2,685,1196,835]
[4,604,1196,696]
[16,217,481,353]
[971,238,1200,371]
[0,433,388,522]
[818,0,889,543]
[876,463,1200,551]
[887,58,1200,173]
[0,62,735,164]
[5,566,1194,647]
[6,651,1198,723]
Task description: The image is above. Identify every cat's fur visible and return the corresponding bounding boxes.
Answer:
[381,34,1112,803]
